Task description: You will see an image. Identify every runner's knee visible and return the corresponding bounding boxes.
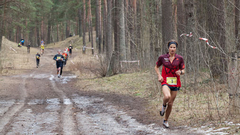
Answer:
[168,101,174,107]
[164,95,171,101]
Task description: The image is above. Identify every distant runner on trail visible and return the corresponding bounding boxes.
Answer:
[68,44,73,58]
[18,42,22,47]
[41,39,45,45]
[65,47,69,55]
[53,50,64,78]
[62,51,68,66]
[40,39,45,55]
[20,39,25,46]
[36,52,41,68]
[155,40,185,128]
[41,44,45,55]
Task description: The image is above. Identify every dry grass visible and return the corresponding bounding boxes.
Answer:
[0,36,40,75]
[1,36,239,133]
[69,46,239,133]
[59,35,240,128]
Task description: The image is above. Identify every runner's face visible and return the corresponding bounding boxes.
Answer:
[169,44,176,55]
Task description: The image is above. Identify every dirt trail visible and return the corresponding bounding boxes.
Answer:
[0,47,227,135]
[0,77,27,133]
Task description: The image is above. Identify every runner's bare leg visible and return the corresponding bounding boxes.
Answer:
[162,85,171,106]
[164,91,177,121]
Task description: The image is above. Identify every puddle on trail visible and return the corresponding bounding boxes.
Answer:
[12,73,77,84]
[0,96,233,134]
[0,100,15,117]
[6,109,60,135]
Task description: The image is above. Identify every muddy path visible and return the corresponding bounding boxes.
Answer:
[0,48,208,135]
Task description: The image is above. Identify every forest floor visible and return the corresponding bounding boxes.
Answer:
[0,36,239,134]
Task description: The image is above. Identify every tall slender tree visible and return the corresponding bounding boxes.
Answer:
[97,0,102,54]
[103,0,107,53]
[83,0,86,50]
[88,0,94,55]
[78,7,82,37]
[119,0,126,61]
[129,0,137,60]
[162,0,173,53]
[235,0,240,50]
[106,0,113,59]
[217,0,226,82]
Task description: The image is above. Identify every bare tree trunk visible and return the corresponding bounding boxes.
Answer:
[83,0,86,51]
[0,0,6,50]
[75,17,78,36]
[103,0,107,53]
[87,0,91,42]
[95,1,99,44]
[41,18,44,40]
[125,0,129,60]
[78,8,82,37]
[177,0,185,55]
[106,0,113,59]
[113,0,119,55]
[154,0,161,59]
[185,0,198,85]
[57,24,59,42]
[67,20,70,38]
[0,20,2,50]
[29,25,34,46]
[88,0,94,55]
[36,22,40,46]
[113,0,120,72]
[130,0,137,60]
[119,0,126,61]
[24,20,27,45]
[162,0,173,53]
[96,0,102,54]
[47,15,51,44]
[218,0,226,83]
[149,1,154,64]
[235,0,240,50]
[137,0,143,68]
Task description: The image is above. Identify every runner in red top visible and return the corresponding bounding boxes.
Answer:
[155,39,185,128]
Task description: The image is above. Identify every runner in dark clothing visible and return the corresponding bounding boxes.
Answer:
[68,44,73,58]
[36,53,41,68]
[53,50,65,78]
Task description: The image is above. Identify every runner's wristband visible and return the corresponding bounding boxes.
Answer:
[180,70,182,75]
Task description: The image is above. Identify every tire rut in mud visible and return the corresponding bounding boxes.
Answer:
[0,77,27,134]
[50,78,78,134]
[71,94,165,135]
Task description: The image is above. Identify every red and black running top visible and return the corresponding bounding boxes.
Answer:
[156,53,185,87]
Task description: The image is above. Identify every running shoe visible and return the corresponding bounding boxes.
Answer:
[58,74,60,78]
[163,120,169,128]
[160,105,166,116]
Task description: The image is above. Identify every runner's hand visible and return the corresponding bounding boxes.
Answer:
[158,75,163,82]
[176,70,181,76]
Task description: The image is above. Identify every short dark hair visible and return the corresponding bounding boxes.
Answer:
[167,40,178,48]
